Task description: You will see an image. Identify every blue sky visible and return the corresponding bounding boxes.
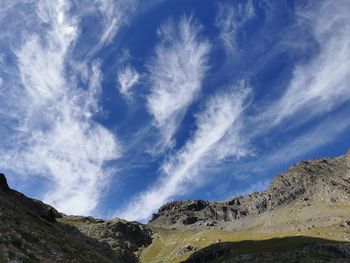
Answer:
[1,0,350,222]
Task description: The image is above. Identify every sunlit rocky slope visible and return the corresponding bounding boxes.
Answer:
[1,151,350,262]
[144,151,350,262]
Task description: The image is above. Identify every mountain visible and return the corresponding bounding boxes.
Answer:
[149,151,350,231]
[1,151,350,262]
[142,151,350,262]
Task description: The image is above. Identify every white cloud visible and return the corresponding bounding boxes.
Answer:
[119,82,251,222]
[147,16,211,153]
[263,0,350,127]
[117,65,140,98]
[215,0,255,54]
[0,0,121,215]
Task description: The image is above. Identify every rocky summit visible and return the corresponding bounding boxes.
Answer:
[149,151,350,231]
[1,151,350,262]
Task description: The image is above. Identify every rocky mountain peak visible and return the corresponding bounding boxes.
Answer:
[0,173,10,191]
[344,150,350,167]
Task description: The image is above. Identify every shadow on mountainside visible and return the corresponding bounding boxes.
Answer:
[0,173,138,263]
[184,236,350,263]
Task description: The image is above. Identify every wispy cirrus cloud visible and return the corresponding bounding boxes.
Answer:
[120,82,251,221]
[215,0,255,54]
[260,0,350,128]
[0,0,128,215]
[117,65,140,98]
[147,16,211,153]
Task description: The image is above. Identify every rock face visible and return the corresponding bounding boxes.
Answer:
[150,152,350,229]
[60,216,152,262]
[0,174,152,263]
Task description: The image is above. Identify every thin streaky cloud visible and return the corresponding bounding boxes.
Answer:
[146,15,211,154]
[260,0,350,128]
[120,82,251,222]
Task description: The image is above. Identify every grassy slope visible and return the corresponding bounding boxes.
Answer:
[140,200,350,263]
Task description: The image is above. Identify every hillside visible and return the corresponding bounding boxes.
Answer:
[1,151,350,262]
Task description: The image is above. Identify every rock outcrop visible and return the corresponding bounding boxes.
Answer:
[60,216,152,262]
[0,173,10,191]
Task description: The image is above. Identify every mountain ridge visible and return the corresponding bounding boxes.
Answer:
[149,151,350,231]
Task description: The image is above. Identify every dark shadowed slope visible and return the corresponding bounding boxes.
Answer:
[184,237,350,263]
[0,173,149,263]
